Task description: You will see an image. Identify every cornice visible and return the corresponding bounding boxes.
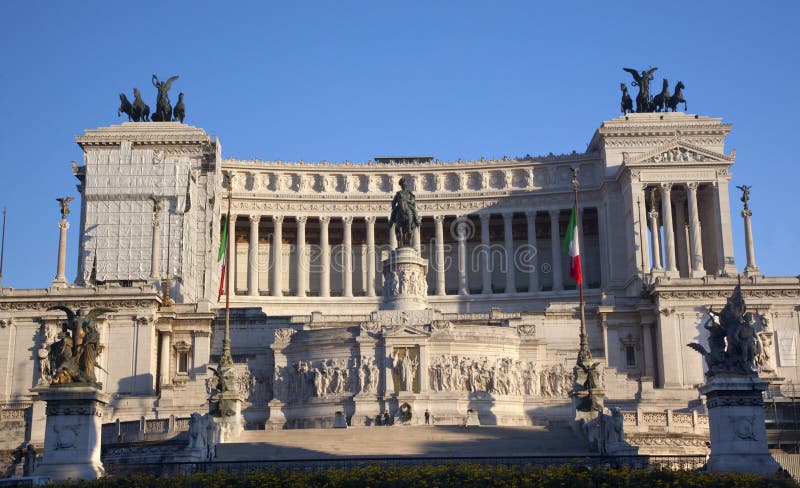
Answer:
[75,122,213,150]
[221,153,601,171]
[0,287,162,312]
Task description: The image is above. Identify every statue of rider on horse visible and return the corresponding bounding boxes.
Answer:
[389,177,421,248]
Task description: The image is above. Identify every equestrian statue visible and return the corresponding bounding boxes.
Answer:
[389,177,421,248]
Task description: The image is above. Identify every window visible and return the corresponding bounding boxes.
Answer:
[178,351,189,374]
[625,346,636,367]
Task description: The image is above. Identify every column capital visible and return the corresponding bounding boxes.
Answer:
[659,182,673,192]
[686,181,700,192]
[296,215,308,224]
[58,219,69,230]
[272,215,284,224]
[228,213,238,221]
[548,208,560,218]
[502,211,513,221]
[525,210,537,219]
[479,213,490,224]
[342,216,353,225]
[365,215,376,224]
[249,214,261,224]
[319,216,331,225]
[433,214,444,223]
[456,220,468,238]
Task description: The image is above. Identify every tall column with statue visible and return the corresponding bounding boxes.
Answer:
[738,185,759,276]
[53,198,74,287]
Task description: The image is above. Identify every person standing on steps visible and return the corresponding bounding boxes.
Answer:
[424,409,431,425]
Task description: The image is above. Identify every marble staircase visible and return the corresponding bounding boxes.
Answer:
[216,425,592,461]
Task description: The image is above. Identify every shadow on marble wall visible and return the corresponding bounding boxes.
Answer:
[114,373,155,399]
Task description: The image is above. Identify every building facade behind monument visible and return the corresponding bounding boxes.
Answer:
[0,113,798,456]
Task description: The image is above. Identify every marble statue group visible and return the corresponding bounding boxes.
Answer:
[688,284,767,377]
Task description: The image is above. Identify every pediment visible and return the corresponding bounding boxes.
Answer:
[382,324,431,338]
[623,141,734,166]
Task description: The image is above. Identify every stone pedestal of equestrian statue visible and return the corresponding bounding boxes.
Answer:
[34,386,110,481]
[381,247,428,311]
[699,375,780,475]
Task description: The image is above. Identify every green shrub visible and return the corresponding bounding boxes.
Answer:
[58,463,797,488]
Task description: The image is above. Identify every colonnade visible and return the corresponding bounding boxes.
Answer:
[640,182,715,279]
[219,206,603,299]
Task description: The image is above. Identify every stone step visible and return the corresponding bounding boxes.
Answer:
[216,425,590,461]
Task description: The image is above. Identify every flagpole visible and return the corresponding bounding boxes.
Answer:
[0,208,6,288]
[571,168,591,364]
[222,177,233,367]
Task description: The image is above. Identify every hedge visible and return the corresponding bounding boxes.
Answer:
[60,463,797,488]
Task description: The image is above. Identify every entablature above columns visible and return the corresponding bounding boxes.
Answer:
[219,158,603,198]
[227,193,602,218]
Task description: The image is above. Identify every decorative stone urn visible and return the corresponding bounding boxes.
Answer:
[381,247,428,311]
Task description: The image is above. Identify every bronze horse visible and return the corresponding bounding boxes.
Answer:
[651,79,670,112]
[620,83,633,114]
[667,81,687,112]
[117,94,133,121]
[131,88,150,122]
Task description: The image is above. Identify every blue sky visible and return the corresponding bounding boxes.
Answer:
[1,1,798,288]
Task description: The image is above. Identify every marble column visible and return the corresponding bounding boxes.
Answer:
[365,216,376,297]
[597,203,611,286]
[413,220,421,253]
[742,196,760,276]
[359,245,368,296]
[479,214,492,295]
[635,185,651,275]
[641,321,656,379]
[159,332,171,387]
[548,209,563,291]
[660,183,678,277]
[672,194,688,277]
[389,221,397,250]
[648,190,663,272]
[434,215,446,296]
[227,215,237,296]
[248,215,260,296]
[457,218,468,295]
[271,216,284,297]
[686,183,705,278]
[320,217,330,297]
[525,210,539,293]
[53,218,69,287]
[343,216,353,297]
[712,179,738,276]
[149,202,161,281]
[503,212,516,293]
[296,216,307,297]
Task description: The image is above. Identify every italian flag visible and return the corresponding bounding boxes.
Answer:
[217,218,228,300]
[562,204,583,285]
